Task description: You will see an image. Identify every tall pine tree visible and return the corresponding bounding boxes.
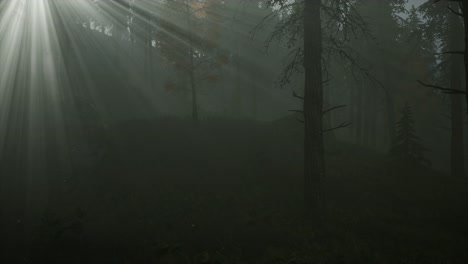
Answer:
[391,103,430,166]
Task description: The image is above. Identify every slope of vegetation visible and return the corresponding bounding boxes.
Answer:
[20,117,468,264]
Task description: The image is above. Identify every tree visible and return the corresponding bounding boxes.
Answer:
[354,0,406,148]
[264,0,325,218]
[419,1,465,177]
[448,8,466,177]
[158,0,225,123]
[391,103,430,166]
[303,0,325,218]
[264,0,367,218]
[432,0,468,112]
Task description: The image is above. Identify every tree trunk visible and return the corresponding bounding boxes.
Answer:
[146,17,151,90]
[186,0,199,123]
[385,92,396,148]
[323,84,336,141]
[252,82,258,120]
[356,85,363,144]
[349,81,356,142]
[451,94,465,177]
[449,6,465,177]
[232,47,242,118]
[369,87,377,149]
[463,2,468,114]
[303,0,325,218]
[364,86,371,147]
[190,46,199,123]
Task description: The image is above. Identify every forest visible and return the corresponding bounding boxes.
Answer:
[0,0,467,263]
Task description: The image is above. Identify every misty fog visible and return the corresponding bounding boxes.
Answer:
[0,0,467,263]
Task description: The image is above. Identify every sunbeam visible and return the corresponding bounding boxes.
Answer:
[0,0,74,233]
[0,0,466,263]
[0,0,259,227]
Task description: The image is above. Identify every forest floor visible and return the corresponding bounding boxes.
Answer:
[10,117,468,263]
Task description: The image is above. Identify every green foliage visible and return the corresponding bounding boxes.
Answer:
[391,103,430,166]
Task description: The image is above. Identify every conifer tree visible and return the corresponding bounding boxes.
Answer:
[391,103,430,166]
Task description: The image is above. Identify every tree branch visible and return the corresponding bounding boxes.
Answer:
[323,122,352,133]
[323,105,347,115]
[447,5,464,17]
[417,80,466,95]
[292,91,304,100]
[288,109,304,114]
[434,50,465,55]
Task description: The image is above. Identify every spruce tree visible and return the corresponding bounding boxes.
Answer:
[391,103,430,166]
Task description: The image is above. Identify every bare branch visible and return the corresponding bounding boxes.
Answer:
[447,5,464,17]
[323,104,347,115]
[292,91,304,100]
[323,122,352,133]
[288,109,304,114]
[434,50,465,55]
[417,80,466,95]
